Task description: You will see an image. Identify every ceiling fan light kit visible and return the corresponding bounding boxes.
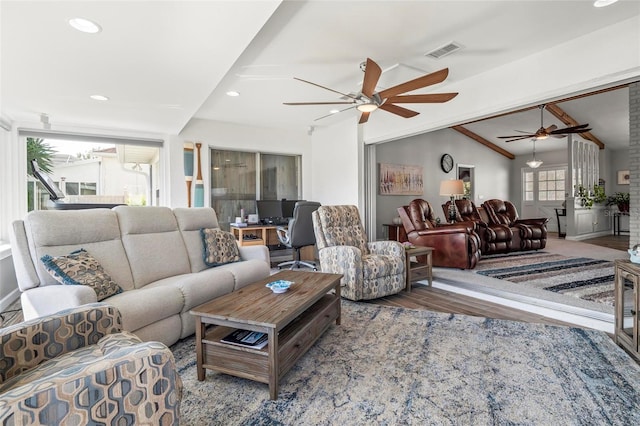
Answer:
[284,57,458,123]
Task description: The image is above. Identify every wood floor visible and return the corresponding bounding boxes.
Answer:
[365,283,576,328]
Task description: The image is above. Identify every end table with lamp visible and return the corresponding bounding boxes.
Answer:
[440,179,465,223]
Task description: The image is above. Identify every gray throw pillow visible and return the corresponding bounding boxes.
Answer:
[201,228,241,267]
[41,249,123,301]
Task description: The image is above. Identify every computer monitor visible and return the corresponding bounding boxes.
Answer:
[256,200,283,222]
[31,160,66,201]
[281,199,305,218]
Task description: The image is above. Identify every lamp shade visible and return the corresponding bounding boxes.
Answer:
[439,179,464,196]
[526,159,543,168]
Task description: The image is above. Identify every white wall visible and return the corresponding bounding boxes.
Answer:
[375,127,511,238]
[311,118,360,207]
[178,119,311,207]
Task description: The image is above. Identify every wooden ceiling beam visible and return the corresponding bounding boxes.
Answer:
[451,126,515,159]
[544,103,605,149]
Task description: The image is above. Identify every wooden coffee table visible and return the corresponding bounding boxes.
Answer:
[190,270,342,400]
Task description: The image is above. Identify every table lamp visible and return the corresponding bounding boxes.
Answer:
[440,179,465,223]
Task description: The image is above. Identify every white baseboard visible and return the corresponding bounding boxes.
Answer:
[566,230,614,241]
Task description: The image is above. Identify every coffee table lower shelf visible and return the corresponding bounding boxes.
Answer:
[198,294,340,398]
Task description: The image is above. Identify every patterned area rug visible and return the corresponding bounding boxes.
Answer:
[171,301,640,425]
[475,251,615,307]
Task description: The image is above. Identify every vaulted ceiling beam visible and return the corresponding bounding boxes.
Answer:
[544,103,605,149]
[451,126,515,159]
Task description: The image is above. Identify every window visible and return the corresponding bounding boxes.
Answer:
[210,149,301,229]
[523,166,567,203]
[26,136,160,211]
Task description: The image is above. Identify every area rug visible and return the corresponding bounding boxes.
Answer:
[171,301,640,425]
[474,251,615,307]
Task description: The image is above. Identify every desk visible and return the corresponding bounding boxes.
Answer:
[230,224,315,260]
[405,246,433,292]
[613,212,630,235]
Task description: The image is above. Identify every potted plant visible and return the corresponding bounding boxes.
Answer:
[607,192,630,213]
[575,184,607,209]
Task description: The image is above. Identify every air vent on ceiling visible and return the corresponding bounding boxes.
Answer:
[424,41,463,59]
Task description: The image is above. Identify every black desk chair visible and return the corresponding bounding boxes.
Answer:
[275,201,321,270]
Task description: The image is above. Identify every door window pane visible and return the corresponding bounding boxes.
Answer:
[210,149,257,228]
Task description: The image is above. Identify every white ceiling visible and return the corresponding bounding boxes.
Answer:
[2,1,639,157]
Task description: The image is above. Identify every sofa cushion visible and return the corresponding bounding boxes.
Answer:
[201,228,240,267]
[40,249,123,301]
[174,207,219,273]
[105,286,184,333]
[24,209,134,291]
[115,206,191,288]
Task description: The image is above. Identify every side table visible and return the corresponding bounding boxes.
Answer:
[404,246,433,292]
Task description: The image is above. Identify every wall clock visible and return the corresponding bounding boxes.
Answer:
[440,154,454,173]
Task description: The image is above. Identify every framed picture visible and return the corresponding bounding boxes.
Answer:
[379,163,424,195]
[617,170,630,185]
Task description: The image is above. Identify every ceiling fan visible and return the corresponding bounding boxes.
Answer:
[497,104,591,143]
[283,58,458,124]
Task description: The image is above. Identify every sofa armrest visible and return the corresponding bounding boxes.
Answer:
[238,245,270,263]
[368,240,405,258]
[0,341,182,425]
[516,218,549,227]
[20,284,98,321]
[0,303,121,384]
[318,246,362,286]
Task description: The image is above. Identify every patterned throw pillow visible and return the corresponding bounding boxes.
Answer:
[201,228,241,267]
[41,249,123,301]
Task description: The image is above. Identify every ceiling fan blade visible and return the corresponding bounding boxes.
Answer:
[359,111,371,124]
[545,124,558,133]
[498,134,536,139]
[559,128,592,134]
[378,68,450,99]
[293,77,357,99]
[314,105,356,122]
[385,93,458,104]
[379,103,420,118]
[361,58,382,98]
[549,123,590,134]
[283,101,356,105]
[504,135,536,143]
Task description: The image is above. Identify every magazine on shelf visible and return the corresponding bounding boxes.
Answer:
[221,329,269,349]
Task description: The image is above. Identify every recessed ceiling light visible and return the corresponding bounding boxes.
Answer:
[68,18,102,34]
[226,91,240,97]
[593,0,619,7]
[90,95,109,101]
[330,109,339,114]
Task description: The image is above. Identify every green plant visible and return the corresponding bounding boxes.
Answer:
[575,184,606,209]
[606,192,630,212]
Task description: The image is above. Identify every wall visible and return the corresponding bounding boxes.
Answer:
[311,119,360,207]
[609,149,630,195]
[178,119,311,207]
[375,127,511,239]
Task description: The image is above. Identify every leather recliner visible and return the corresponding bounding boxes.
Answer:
[482,199,548,250]
[443,199,512,255]
[398,199,481,269]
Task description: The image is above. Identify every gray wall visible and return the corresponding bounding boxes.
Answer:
[374,127,512,239]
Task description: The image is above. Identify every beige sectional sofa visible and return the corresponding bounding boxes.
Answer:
[10,206,271,346]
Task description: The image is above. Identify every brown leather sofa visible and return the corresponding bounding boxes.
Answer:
[443,199,512,255]
[398,199,481,269]
[482,199,548,251]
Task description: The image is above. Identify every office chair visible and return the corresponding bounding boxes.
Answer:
[275,201,321,270]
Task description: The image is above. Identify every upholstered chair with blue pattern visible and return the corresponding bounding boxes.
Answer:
[312,205,406,301]
[0,303,182,424]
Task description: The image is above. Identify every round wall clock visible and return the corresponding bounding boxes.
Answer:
[440,154,454,173]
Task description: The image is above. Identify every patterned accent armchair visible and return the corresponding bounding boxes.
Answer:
[0,303,182,425]
[482,199,548,251]
[312,205,406,301]
[443,199,512,255]
[399,199,481,269]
